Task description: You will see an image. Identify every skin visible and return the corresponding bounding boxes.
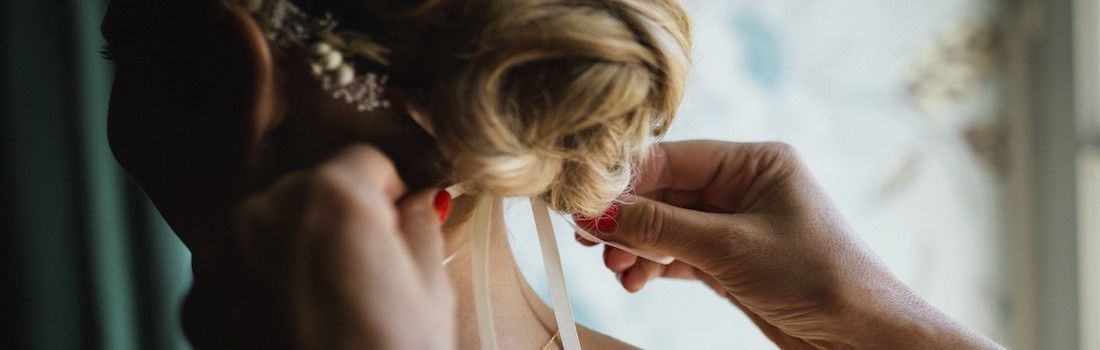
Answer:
[579,140,1005,349]
[200,146,455,349]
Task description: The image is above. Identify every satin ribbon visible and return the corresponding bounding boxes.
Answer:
[565,217,674,265]
[464,193,581,350]
[530,197,583,350]
[444,183,672,350]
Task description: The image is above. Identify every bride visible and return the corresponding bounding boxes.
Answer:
[101,0,690,348]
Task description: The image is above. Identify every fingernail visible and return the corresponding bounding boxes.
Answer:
[433,189,452,223]
[573,204,618,233]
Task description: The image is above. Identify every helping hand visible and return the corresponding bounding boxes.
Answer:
[182,145,455,349]
[578,140,1001,349]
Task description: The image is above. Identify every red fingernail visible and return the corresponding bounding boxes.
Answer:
[433,190,452,223]
[573,204,618,233]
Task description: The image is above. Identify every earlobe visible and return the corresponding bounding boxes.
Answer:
[222,4,281,162]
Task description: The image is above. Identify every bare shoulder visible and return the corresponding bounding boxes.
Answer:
[576,323,640,350]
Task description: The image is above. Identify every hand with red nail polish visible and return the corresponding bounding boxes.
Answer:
[434,190,452,223]
[583,141,1002,350]
[184,145,455,349]
[573,204,619,233]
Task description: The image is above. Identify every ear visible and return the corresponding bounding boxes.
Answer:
[217,4,282,163]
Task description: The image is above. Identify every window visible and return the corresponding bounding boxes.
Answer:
[1077,1,1100,348]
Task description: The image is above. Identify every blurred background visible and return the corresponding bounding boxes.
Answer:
[2,0,1097,349]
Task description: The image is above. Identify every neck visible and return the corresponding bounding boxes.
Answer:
[443,200,559,349]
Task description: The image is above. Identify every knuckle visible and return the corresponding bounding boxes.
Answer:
[330,145,405,198]
[763,141,795,155]
[306,169,381,222]
[300,164,402,246]
[632,201,670,247]
[762,142,802,161]
[340,144,399,176]
[309,168,354,208]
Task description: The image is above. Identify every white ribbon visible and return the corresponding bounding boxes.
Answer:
[564,217,674,265]
[530,197,583,350]
[444,183,672,350]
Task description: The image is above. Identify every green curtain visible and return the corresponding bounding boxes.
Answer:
[2,0,192,349]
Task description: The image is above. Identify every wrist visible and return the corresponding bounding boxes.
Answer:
[836,280,932,349]
[835,278,1002,349]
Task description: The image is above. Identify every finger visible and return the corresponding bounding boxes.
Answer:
[634,140,737,195]
[634,140,757,194]
[396,190,456,312]
[620,259,666,293]
[397,188,447,279]
[608,247,698,280]
[322,144,407,203]
[624,259,706,291]
[617,259,711,293]
[610,195,759,267]
[632,143,671,197]
[661,261,701,280]
[575,233,598,247]
[304,145,408,238]
[603,245,636,274]
[633,141,799,212]
[303,150,413,285]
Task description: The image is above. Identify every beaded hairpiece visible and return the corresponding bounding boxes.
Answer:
[233,0,391,112]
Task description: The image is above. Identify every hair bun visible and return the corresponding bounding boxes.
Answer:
[404,0,690,216]
[311,0,690,215]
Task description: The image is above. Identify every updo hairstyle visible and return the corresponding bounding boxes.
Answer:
[295,0,691,217]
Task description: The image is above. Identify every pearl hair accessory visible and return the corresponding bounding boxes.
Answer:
[234,0,390,112]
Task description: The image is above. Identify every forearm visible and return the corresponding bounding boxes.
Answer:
[840,281,1003,350]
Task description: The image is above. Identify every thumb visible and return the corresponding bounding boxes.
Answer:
[397,188,447,277]
[608,196,753,267]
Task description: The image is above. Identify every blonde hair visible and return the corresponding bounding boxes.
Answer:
[308,0,691,217]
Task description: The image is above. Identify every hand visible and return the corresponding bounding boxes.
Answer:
[182,145,455,349]
[578,140,1000,349]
